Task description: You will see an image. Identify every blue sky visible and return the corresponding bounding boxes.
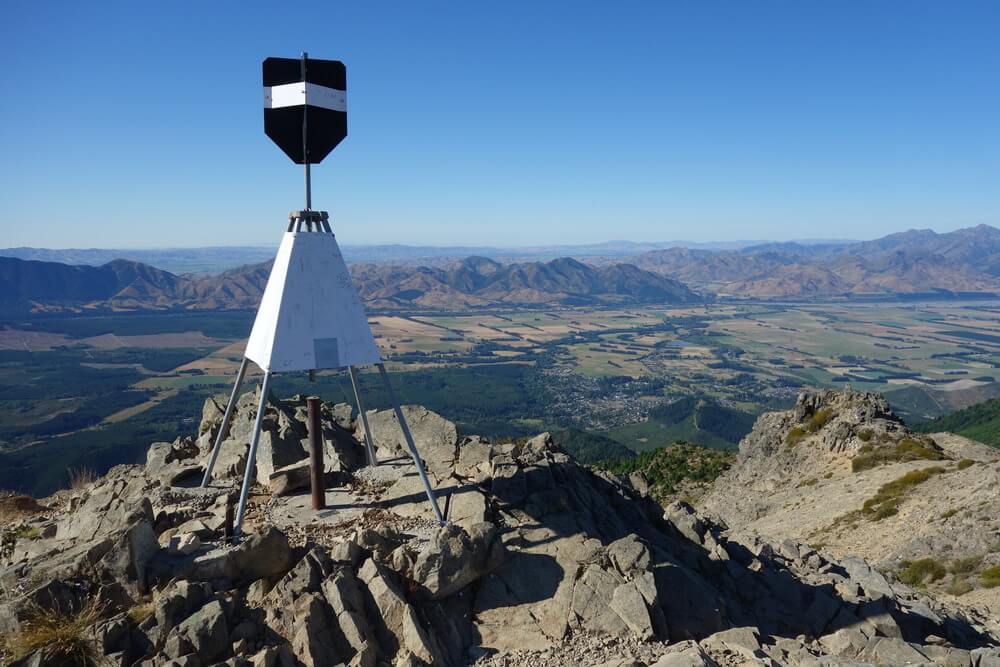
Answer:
[1,1,998,248]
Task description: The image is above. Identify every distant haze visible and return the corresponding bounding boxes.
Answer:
[1,238,851,275]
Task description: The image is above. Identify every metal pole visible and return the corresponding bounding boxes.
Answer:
[307,396,326,510]
[223,494,234,541]
[234,371,273,537]
[301,52,311,211]
[376,363,444,524]
[348,366,378,467]
[201,357,249,486]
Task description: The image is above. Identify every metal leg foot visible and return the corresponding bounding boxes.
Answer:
[234,371,273,537]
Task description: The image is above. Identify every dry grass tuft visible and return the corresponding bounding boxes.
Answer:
[0,492,46,523]
[2,598,104,665]
[127,600,155,625]
[861,466,946,520]
[950,555,983,575]
[68,467,98,491]
[852,436,947,473]
[982,565,1000,588]
[897,557,946,586]
[946,577,974,596]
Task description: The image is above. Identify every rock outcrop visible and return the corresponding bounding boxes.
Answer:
[701,389,1000,610]
[2,393,999,666]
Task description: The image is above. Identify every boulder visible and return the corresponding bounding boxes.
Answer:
[268,547,335,608]
[290,593,341,667]
[205,438,249,479]
[254,424,307,482]
[57,473,155,543]
[96,519,160,594]
[651,643,718,667]
[267,462,312,496]
[610,581,655,640]
[165,532,202,556]
[322,568,377,665]
[358,406,458,480]
[178,526,292,583]
[163,600,230,663]
[358,558,441,664]
[153,580,213,644]
[401,522,504,600]
[571,565,630,635]
[199,397,226,439]
[322,422,366,473]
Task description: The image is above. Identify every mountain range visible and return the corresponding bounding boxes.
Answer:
[2,224,1000,314]
[628,224,1000,297]
[0,255,701,315]
[0,239,775,275]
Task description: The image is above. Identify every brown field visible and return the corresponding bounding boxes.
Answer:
[104,388,180,423]
[80,331,225,349]
[0,328,74,351]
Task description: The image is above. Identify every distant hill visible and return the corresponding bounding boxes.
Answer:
[0,258,181,307]
[354,256,703,309]
[604,396,756,452]
[914,398,1000,449]
[6,224,1000,304]
[0,254,704,315]
[632,224,1000,298]
[0,239,769,273]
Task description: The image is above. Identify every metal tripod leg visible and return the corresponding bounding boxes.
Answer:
[376,363,444,524]
[201,358,249,487]
[348,365,378,466]
[234,371,273,537]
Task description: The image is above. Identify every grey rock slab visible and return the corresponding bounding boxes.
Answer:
[267,461,311,496]
[454,437,492,479]
[57,473,155,542]
[651,642,719,667]
[164,599,230,663]
[917,644,973,667]
[404,522,504,600]
[818,627,868,659]
[165,532,203,556]
[571,564,629,635]
[97,519,159,594]
[608,534,652,578]
[973,647,1000,667]
[610,581,655,640]
[858,637,929,665]
[254,426,307,482]
[358,405,458,481]
[267,547,335,607]
[291,593,341,667]
[841,555,895,601]
[179,526,292,583]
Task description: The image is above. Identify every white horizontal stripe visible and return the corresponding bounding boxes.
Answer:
[264,82,347,112]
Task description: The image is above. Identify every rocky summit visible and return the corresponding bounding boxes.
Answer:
[2,390,1000,666]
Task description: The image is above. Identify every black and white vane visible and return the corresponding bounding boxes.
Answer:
[263,54,347,165]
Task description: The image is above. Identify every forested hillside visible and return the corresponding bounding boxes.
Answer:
[916,398,1000,448]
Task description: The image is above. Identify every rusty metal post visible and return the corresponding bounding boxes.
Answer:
[307,396,325,510]
[224,494,234,540]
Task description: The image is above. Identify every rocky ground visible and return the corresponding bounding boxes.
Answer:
[700,390,1000,610]
[1,389,999,666]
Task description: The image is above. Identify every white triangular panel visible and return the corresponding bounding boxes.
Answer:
[245,231,382,372]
